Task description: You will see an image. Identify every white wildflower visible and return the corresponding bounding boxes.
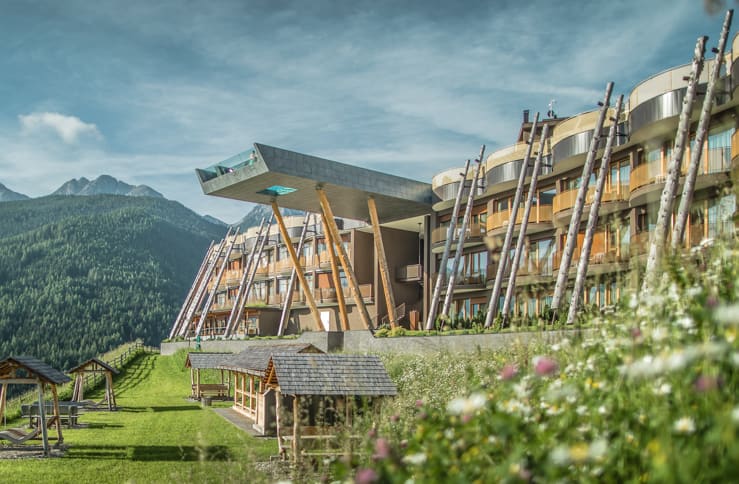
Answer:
[588,439,608,460]
[576,405,588,416]
[675,316,694,329]
[447,392,486,415]
[444,428,454,440]
[732,406,739,424]
[654,383,671,396]
[714,304,739,326]
[402,453,427,465]
[651,326,668,342]
[731,352,739,367]
[550,445,570,466]
[674,417,696,434]
[686,286,702,297]
[598,405,607,415]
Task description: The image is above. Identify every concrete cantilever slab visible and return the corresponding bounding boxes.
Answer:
[197,143,435,223]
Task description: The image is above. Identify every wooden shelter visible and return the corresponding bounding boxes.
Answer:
[216,343,322,435]
[184,352,232,401]
[0,356,71,456]
[263,353,397,461]
[67,358,119,410]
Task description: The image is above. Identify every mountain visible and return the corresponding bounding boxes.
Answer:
[231,203,303,230]
[51,175,164,198]
[0,194,227,371]
[202,214,227,226]
[0,182,30,202]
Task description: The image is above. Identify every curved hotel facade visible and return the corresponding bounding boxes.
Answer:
[171,35,739,339]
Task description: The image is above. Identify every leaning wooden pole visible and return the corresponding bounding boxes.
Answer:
[196,228,240,337]
[501,124,550,321]
[368,196,399,328]
[317,188,373,329]
[567,95,624,326]
[50,384,63,444]
[643,37,707,291]
[225,219,272,337]
[224,218,266,337]
[178,233,230,337]
[0,383,7,424]
[322,210,350,331]
[37,381,49,456]
[277,212,312,335]
[550,83,613,321]
[272,201,324,331]
[484,114,540,328]
[169,240,215,339]
[673,11,733,248]
[425,161,471,330]
[441,150,485,319]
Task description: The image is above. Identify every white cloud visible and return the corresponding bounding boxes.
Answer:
[18,112,102,144]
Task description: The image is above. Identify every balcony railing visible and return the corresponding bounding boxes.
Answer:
[486,205,553,231]
[431,223,485,245]
[397,263,422,282]
[553,185,629,213]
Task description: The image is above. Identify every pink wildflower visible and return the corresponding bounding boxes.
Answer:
[500,364,519,380]
[534,356,558,376]
[694,374,723,392]
[373,438,391,460]
[355,468,379,484]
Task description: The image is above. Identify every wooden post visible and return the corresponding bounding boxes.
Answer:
[321,211,350,331]
[426,160,471,330]
[196,369,201,400]
[196,228,240,337]
[225,218,267,337]
[316,188,373,329]
[272,202,324,330]
[278,213,313,335]
[368,196,398,328]
[442,149,485,319]
[673,11,733,248]
[51,384,63,443]
[485,115,540,328]
[0,383,6,423]
[550,83,613,320]
[567,95,625,326]
[179,234,230,337]
[37,381,49,456]
[292,396,301,463]
[643,36,707,291]
[169,240,215,339]
[501,124,551,321]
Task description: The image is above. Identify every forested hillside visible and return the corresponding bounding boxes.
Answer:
[0,195,227,370]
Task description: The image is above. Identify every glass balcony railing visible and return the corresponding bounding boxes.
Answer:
[486,205,553,231]
[553,185,629,213]
[431,223,485,245]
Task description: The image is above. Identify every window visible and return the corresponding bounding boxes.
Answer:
[707,127,734,172]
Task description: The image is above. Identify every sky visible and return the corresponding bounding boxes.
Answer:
[0,0,733,224]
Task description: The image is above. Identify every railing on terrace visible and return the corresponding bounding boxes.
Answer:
[553,185,629,213]
[397,263,422,281]
[487,205,554,231]
[626,149,731,192]
[431,223,485,244]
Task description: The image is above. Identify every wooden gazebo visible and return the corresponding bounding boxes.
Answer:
[264,353,397,462]
[67,358,119,410]
[0,356,71,456]
[184,353,232,401]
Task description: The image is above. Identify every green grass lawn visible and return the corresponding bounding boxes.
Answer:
[0,352,276,483]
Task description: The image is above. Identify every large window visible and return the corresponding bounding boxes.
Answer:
[707,127,734,172]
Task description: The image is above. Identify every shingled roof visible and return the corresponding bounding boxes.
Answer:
[0,356,71,385]
[185,352,232,370]
[266,354,397,396]
[218,343,321,375]
[67,357,119,375]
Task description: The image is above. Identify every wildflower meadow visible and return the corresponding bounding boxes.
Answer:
[333,242,739,482]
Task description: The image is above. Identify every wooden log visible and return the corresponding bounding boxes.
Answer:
[278,213,312,335]
[368,196,398,328]
[293,396,301,463]
[50,384,63,443]
[322,211,349,331]
[0,383,6,423]
[37,381,49,456]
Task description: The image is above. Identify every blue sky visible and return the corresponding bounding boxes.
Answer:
[0,0,732,223]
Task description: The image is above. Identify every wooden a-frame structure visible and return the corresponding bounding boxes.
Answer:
[0,356,71,456]
[67,358,119,411]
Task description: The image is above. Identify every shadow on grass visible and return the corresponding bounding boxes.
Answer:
[67,444,232,461]
[119,405,201,413]
[113,353,156,396]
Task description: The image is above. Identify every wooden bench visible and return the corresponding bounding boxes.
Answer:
[192,383,229,400]
[21,402,80,429]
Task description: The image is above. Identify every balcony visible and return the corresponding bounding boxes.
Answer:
[397,263,422,282]
[486,205,553,235]
[431,223,485,253]
[553,185,629,225]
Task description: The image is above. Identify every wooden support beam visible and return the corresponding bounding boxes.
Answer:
[169,240,215,339]
[367,196,398,328]
[316,189,373,329]
[272,202,324,331]
[37,381,49,456]
[196,228,240,337]
[293,396,301,463]
[51,384,63,444]
[321,211,349,331]
[0,383,7,423]
[278,213,313,335]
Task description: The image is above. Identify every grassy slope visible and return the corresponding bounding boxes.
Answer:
[0,352,274,483]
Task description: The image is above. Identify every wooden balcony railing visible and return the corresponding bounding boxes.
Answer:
[431,223,485,244]
[397,263,422,282]
[486,205,553,231]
